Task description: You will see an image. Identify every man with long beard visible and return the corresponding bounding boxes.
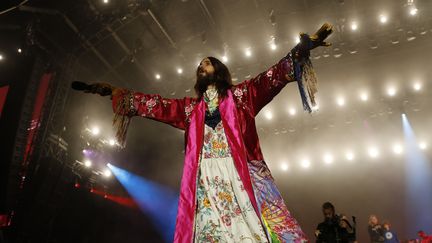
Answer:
[80,23,333,243]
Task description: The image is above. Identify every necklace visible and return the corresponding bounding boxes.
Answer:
[204,87,218,114]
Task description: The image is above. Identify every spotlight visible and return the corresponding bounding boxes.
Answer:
[295,36,300,44]
[351,22,358,31]
[177,68,183,74]
[393,144,403,154]
[18,48,22,53]
[0,55,3,60]
[270,43,277,51]
[245,48,252,57]
[387,87,397,96]
[264,110,273,120]
[288,108,296,116]
[360,92,369,101]
[222,55,228,62]
[301,159,311,169]
[409,7,418,16]
[103,0,109,3]
[419,142,427,150]
[280,162,289,171]
[103,169,112,177]
[323,153,334,164]
[109,139,116,146]
[336,97,345,106]
[345,151,355,161]
[379,14,388,24]
[91,126,100,136]
[413,82,422,91]
[368,147,379,158]
[84,160,92,167]
[155,74,161,80]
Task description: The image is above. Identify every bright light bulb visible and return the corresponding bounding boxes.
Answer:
[280,162,289,171]
[379,15,388,24]
[295,36,300,44]
[270,43,277,50]
[368,147,379,158]
[84,160,92,167]
[289,108,296,116]
[301,159,311,169]
[345,151,355,161]
[419,142,427,150]
[413,82,422,91]
[0,55,3,60]
[103,0,109,3]
[393,144,403,154]
[103,169,112,177]
[155,74,161,80]
[109,139,116,146]
[323,153,334,164]
[336,97,345,106]
[360,92,369,101]
[351,22,358,31]
[264,111,273,120]
[222,55,228,62]
[409,7,418,16]
[245,48,252,57]
[91,126,100,136]
[387,87,397,96]
[177,68,183,74]
[18,48,22,53]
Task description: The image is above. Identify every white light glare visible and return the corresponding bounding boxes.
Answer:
[301,159,311,169]
[360,92,369,101]
[264,110,273,120]
[91,126,100,136]
[222,55,228,62]
[379,15,388,24]
[109,139,116,146]
[351,22,358,31]
[419,141,427,150]
[245,48,252,57]
[155,74,161,80]
[392,144,403,154]
[270,43,277,51]
[280,162,289,171]
[103,0,109,3]
[323,153,334,164]
[288,108,296,116]
[413,82,422,91]
[0,55,3,60]
[368,147,379,158]
[345,151,355,161]
[295,36,300,44]
[409,7,418,16]
[387,87,397,96]
[336,97,345,106]
[84,160,92,167]
[177,68,183,74]
[103,169,112,177]
[18,48,22,53]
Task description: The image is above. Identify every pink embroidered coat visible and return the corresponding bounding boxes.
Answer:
[112,54,308,243]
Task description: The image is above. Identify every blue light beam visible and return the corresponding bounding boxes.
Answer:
[107,164,179,242]
[401,114,432,236]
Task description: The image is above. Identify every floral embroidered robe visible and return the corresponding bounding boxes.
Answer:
[112,53,308,243]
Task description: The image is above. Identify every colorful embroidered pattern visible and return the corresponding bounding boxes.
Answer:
[202,122,231,159]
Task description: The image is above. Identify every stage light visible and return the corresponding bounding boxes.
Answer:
[368,147,379,158]
[18,48,22,53]
[301,159,311,169]
[409,7,418,16]
[387,87,397,96]
[264,110,273,120]
[379,14,388,24]
[295,36,300,44]
[103,168,112,177]
[345,151,355,161]
[0,55,3,60]
[91,126,100,136]
[222,55,228,62]
[360,92,369,101]
[280,162,289,171]
[103,0,109,3]
[155,74,161,80]
[323,153,334,164]
[109,139,116,146]
[288,108,296,116]
[270,43,277,51]
[419,141,427,150]
[393,144,403,154]
[351,22,358,31]
[245,48,252,57]
[413,82,422,91]
[84,160,92,167]
[177,68,183,74]
[336,97,345,106]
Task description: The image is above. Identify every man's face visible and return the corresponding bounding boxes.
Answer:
[323,208,335,220]
[198,58,215,77]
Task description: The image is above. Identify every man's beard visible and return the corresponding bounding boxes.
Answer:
[196,73,216,94]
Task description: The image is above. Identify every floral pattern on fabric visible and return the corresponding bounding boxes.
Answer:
[248,160,308,243]
[202,122,231,159]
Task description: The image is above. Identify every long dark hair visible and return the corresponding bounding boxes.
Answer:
[194,56,233,99]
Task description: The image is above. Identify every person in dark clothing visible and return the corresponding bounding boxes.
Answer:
[382,221,399,243]
[368,215,385,243]
[315,202,356,243]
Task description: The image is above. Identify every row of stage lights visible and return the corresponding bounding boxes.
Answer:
[277,140,428,172]
[261,81,425,120]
